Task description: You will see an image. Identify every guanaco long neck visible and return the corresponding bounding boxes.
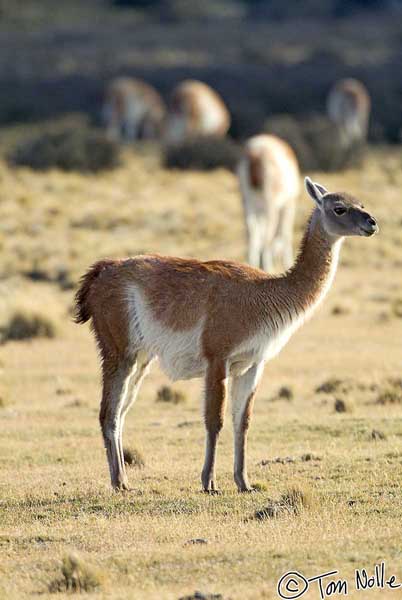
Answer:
[262,209,343,324]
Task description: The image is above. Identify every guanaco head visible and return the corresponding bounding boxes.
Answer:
[305,177,378,238]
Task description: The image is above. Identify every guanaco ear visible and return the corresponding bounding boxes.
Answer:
[305,177,328,207]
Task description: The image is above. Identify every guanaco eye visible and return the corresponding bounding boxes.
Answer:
[334,206,346,216]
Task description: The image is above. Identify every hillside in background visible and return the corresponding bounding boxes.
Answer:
[0,0,401,141]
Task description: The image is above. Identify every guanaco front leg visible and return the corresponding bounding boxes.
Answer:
[246,213,266,269]
[274,200,295,271]
[231,361,265,492]
[201,360,228,493]
[261,203,280,272]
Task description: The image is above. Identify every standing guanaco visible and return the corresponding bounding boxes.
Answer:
[327,78,371,147]
[103,77,166,141]
[165,79,230,143]
[237,134,300,271]
[75,178,378,492]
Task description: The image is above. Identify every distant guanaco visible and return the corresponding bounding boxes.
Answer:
[75,178,378,493]
[103,77,166,141]
[165,79,230,143]
[327,78,371,147]
[237,134,300,271]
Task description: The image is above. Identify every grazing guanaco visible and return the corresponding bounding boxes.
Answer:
[75,178,378,493]
[327,78,371,147]
[103,77,166,141]
[237,134,300,271]
[165,79,230,143]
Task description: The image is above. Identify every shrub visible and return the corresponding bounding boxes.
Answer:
[156,385,186,404]
[49,554,102,593]
[246,0,334,20]
[265,114,365,172]
[1,310,57,343]
[10,128,121,173]
[253,485,313,520]
[244,0,397,19]
[376,389,402,405]
[112,0,242,20]
[179,592,225,600]
[229,104,269,140]
[280,486,313,513]
[159,0,242,22]
[334,398,353,413]
[371,429,386,440]
[123,446,145,468]
[23,265,74,290]
[112,0,156,6]
[303,115,365,171]
[270,385,293,402]
[265,114,315,169]
[163,136,242,172]
[316,378,348,394]
[392,299,402,318]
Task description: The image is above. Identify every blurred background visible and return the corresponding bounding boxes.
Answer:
[1,0,402,143]
[1,0,402,328]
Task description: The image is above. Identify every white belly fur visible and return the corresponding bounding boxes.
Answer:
[127,285,206,381]
[127,284,306,381]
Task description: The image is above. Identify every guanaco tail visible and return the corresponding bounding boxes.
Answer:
[237,134,300,271]
[74,178,378,492]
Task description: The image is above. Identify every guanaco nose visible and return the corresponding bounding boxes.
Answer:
[365,214,377,229]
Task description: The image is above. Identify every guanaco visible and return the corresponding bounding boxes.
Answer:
[327,78,371,147]
[75,178,378,492]
[165,79,230,143]
[237,134,300,271]
[103,77,166,141]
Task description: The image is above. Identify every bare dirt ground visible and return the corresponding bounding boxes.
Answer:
[1,145,402,599]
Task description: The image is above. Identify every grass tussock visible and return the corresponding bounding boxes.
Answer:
[316,378,352,395]
[156,385,186,404]
[250,481,268,492]
[10,128,120,173]
[0,395,10,408]
[374,378,402,406]
[24,266,75,291]
[0,309,57,343]
[376,385,402,406]
[48,553,103,593]
[184,538,209,546]
[179,592,226,600]
[253,485,313,520]
[259,454,321,466]
[123,446,145,468]
[371,429,387,441]
[163,136,241,172]
[334,398,354,413]
[331,303,352,316]
[270,385,293,402]
[391,299,402,318]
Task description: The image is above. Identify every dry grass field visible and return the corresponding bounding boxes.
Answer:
[1,140,402,599]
